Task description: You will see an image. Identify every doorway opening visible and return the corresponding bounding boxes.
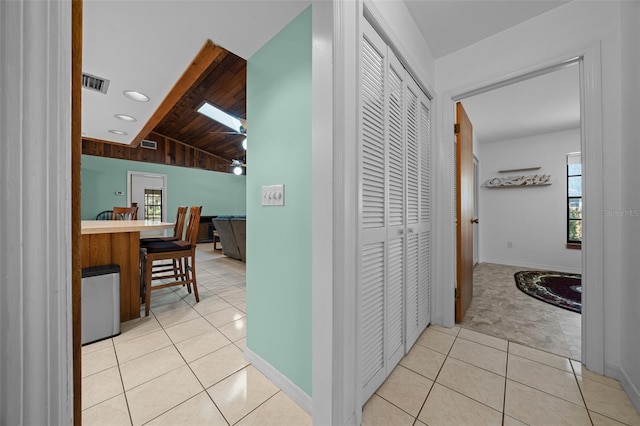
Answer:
[128,171,168,235]
[453,60,583,360]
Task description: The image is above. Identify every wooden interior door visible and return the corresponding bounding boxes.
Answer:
[455,102,474,323]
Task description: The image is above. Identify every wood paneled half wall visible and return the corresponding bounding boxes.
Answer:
[82,133,232,173]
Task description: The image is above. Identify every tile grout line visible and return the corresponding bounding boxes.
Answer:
[128,270,244,423]
[175,275,274,426]
[571,359,595,426]
[502,341,509,425]
[412,326,461,424]
[231,391,283,426]
[135,270,247,425]
[112,337,135,426]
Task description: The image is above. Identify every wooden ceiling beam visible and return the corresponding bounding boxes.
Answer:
[130,39,227,147]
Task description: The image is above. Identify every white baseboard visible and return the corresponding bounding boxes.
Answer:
[479,258,581,274]
[244,347,313,415]
[606,363,640,414]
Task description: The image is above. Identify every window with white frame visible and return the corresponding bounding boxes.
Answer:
[567,152,582,245]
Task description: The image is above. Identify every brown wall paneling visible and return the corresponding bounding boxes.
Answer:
[82,135,230,173]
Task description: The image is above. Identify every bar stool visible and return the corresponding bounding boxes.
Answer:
[140,206,188,245]
[140,206,202,316]
[139,206,188,302]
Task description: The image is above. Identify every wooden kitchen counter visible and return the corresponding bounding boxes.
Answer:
[81,220,173,321]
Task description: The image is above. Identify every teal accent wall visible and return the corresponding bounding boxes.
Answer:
[81,155,246,220]
[246,7,312,396]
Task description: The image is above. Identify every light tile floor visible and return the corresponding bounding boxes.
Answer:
[366,325,640,426]
[81,244,311,426]
[83,247,639,425]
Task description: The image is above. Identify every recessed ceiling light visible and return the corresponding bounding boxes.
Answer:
[114,113,137,122]
[123,90,150,102]
[108,130,128,135]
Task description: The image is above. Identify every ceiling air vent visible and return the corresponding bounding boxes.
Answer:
[82,72,110,94]
[141,140,157,150]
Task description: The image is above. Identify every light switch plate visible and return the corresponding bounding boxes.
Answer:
[262,184,284,206]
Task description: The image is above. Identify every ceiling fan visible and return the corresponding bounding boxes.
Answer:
[231,158,246,175]
[209,122,247,137]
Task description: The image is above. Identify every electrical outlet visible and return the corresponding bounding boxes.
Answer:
[507,241,513,248]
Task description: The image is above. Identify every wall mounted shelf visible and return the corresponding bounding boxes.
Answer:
[498,166,541,173]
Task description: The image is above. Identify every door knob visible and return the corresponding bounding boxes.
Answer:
[471,218,479,224]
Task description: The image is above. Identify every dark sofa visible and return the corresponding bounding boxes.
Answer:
[212,216,246,262]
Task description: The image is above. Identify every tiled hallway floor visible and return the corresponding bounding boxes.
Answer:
[81,244,311,426]
[461,263,582,360]
[365,325,640,426]
[82,247,639,425]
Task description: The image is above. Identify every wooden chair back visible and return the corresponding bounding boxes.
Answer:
[173,206,188,239]
[184,206,202,246]
[112,206,138,220]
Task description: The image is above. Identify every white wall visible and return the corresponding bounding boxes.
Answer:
[477,129,581,273]
[368,0,435,90]
[434,0,636,406]
[619,0,640,410]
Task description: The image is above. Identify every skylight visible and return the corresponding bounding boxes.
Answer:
[197,102,242,133]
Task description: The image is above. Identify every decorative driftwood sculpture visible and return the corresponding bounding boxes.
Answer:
[483,174,551,188]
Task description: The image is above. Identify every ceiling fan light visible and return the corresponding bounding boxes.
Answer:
[242,137,247,150]
[233,165,243,175]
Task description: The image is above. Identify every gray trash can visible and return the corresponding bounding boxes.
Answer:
[81,264,121,345]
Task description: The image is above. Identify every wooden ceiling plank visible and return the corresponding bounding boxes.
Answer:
[130,39,227,147]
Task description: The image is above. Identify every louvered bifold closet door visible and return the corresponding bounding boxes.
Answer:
[418,95,432,331]
[405,77,432,349]
[360,20,388,403]
[385,49,406,372]
[360,18,433,405]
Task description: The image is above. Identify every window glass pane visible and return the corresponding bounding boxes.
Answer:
[569,219,582,242]
[568,176,582,197]
[569,198,582,219]
[143,189,162,221]
[568,163,581,176]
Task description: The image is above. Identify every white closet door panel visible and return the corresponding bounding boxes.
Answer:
[420,99,431,224]
[419,231,432,327]
[386,237,404,365]
[361,242,386,392]
[361,32,386,230]
[406,82,419,226]
[384,48,405,370]
[360,20,388,404]
[404,77,422,349]
[387,56,404,229]
[406,81,432,348]
[417,94,432,330]
[405,232,420,347]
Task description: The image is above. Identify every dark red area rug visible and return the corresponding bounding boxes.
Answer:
[514,271,582,313]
